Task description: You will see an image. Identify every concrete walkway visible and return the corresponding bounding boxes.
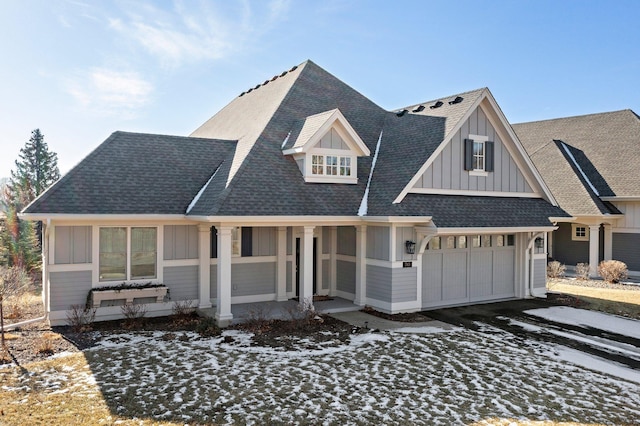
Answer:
[329,310,457,332]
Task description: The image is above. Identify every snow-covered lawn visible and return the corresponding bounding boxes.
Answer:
[4,316,640,425]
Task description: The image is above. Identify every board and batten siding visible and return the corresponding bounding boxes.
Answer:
[612,233,640,271]
[336,259,355,294]
[612,201,640,229]
[164,225,198,260]
[396,227,417,261]
[54,226,92,264]
[50,270,92,311]
[209,264,217,299]
[322,259,330,290]
[413,107,533,194]
[337,226,356,256]
[252,227,276,256]
[163,265,198,301]
[367,226,390,261]
[231,262,276,296]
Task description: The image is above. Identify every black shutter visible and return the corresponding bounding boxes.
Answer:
[485,141,494,172]
[464,139,474,170]
[210,226,217,258]
[241,227,253,257]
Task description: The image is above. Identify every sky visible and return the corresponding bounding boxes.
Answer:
[1,0,639,179]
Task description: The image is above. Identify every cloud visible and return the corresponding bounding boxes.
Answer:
[67,68,154,118]
[108,0,291,68]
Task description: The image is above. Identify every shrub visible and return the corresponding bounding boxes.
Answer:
[575,263,590,280]
[284,298,318,331]
[547,261,566,279]
[240,304,274,333]
[35,332,59,355]
[598,260,628,284]
[66,304,97,332]
[195,316,220,337]
[171,300,195,317]
[121,303,147,329]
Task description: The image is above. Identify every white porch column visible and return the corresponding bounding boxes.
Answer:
[329,226,337,297]
[216,226,233,326]
[603,224,613,261]
[198,224,212,309]
[589,224,600,277]
[300,225,315,306]
[276,226,288,301]
[354,225,367,306]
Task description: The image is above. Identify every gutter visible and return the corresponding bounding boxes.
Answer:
[1,219,51,332]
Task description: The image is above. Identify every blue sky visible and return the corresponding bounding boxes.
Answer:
[1,0,639,178]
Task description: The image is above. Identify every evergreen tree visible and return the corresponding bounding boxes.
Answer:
[9,129,60,210]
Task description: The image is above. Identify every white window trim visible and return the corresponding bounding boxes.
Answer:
[572,224,589,241]
[303,152,358,184]
[98,226,159,283]
[468,134,489,175]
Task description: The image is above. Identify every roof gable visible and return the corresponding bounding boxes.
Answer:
[282,108,370,156]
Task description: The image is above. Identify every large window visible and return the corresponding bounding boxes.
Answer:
[310,154,353,177]
[99,227,157,282]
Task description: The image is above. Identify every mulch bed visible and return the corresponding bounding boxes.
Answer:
[549,277,640,291]
[361,306,433,322]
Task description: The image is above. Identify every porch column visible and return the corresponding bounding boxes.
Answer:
[589,224,600,277]
[276,226,288,301]
[198,224,212,309]
[300,225,315,306]
[216,226,233,326]
[354,225,367,306]
[329,226,337,297]
[603,224,613,261]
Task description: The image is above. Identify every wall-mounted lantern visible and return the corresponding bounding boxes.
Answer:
[405,240,416,254]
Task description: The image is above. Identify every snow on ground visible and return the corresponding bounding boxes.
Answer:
[4,321,640,424]
[525,306,640,339]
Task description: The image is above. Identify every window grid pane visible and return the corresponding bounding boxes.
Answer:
[131,227,157,279]
[473,141,485,170]
[312,155,324,175]
[326,156,338,175]
[340,157,351,176]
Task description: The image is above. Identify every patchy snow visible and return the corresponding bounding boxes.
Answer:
[525,306,640,339]
[358,130,383,216]
[391,325,461,334]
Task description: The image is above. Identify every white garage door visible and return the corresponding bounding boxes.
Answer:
[422,234,516,309]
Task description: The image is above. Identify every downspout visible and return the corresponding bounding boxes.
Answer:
[1,219,50,332]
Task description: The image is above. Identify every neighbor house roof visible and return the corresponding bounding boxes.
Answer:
[23,132,237,215]
[513,110,640,216]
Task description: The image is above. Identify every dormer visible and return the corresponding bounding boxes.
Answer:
[283,109,370,184]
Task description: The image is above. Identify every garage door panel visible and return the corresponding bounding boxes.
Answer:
[422,253,443,305]
[470,251,493,300]
[442,252,467,301]
[493,249,515,297]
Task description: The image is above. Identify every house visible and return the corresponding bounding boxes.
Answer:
[514,110,640,277]
[22,60,567,326]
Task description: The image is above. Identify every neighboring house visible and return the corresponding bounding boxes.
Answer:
[22,60,567,326]
[514,110,640,277]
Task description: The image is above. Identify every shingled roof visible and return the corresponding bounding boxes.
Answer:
[513,110,640,216]
[24,132,237,214]
[24,60,565,228]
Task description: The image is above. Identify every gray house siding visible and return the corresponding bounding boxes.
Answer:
[337,226,356,256]
[231,262,276,296]
[322,259,330,290]
[252,227,276,256]
[286,260,292,292]
[50,270,92,311]
[414,107,533,193]
[553,222,589,266]
[396,227,417,261]
[164,225,198,260]
[366,264,392,302]
[163,265,198,301]
[392,267,417,303]
[209,264,217,299]
[532,258,547,291]
[54,226,92,264]
[322,227,331,254]
[612,233,640,271]
[366,226,390,261]
[336,259,355,294]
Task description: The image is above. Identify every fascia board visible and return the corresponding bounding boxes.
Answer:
[19,213,192,222]
[435,226,557,235]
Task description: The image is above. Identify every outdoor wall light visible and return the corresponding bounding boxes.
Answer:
[405,240,416,254]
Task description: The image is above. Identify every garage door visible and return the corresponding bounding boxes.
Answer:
[422,234,516,309]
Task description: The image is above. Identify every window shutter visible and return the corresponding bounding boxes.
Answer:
[210,226,217,258]
[485,141,495,172]
[464,139,474,170]
[241,227,253,257]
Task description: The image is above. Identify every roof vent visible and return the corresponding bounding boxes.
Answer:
[396,109,408,117]
[449,96,463,105]
[290,65,298,72]
[280,71,288,77]
[239,91,246,97]
[270,75,279,82]
[254,83,261,90]
[430,101,444,109]
[263,80,270,86]
[247,88,253,94]
[412,105,425,113]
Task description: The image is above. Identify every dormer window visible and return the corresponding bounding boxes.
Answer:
[282,109,369,184]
